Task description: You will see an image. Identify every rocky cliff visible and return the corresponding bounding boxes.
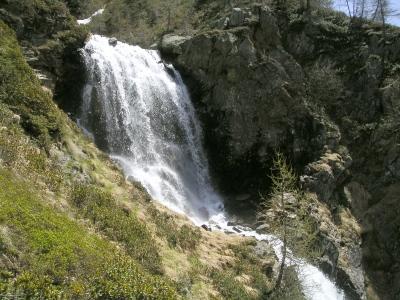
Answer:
[1,0,399,299]
[160,4,400,300]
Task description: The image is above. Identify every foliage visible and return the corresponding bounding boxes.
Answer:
[186,241,272,300]
[148,207,201,251]
[60,0,107,17]
[209,268,255,300]
[87,254,178,300]
[0,168,112,298]
[260,152,319,291]
[70,183,163,274]
[0,104,64,192]
[230,243,271,296]
[268,266,305,300]
[0,20,64,147]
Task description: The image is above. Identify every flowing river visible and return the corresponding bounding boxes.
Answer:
[78,34,345,300]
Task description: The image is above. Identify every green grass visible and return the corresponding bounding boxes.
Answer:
[148,207,201,251]
[0,168,112,297]
[70,183,163,274]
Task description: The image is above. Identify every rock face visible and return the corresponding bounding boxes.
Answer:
[161,5,319,196]
[0,0,89,115]
[160,2,400,297]
[280,16,400,300]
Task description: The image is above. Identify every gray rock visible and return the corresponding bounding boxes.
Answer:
[301,152,352,204]
[159,35,191,55]
[235,225,252,232]
[201,224,211,231]
[256,224,270,234]
[149,43,158,50]
[254,241,274,258]
[232,226,242,233]
[229,8,244,28]
[126,175,135,182]
[216,17,229,30]
[108,37,118,46]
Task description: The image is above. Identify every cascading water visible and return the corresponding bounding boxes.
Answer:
[79,34,345,299]
[79,35,224,225]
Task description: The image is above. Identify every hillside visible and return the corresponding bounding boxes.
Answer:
[0,0,399,300]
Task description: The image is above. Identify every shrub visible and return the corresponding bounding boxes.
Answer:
[148,207,201,251]
[70,184,163,274]
[0,168,113,297]
[88,254,177,300]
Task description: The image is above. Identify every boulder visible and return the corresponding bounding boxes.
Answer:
[108,37,118,46]
[216,17,229,30]
[159,35,191,55]
[301,152,352,204]
[255,223,270,234]
[229,8,244,28]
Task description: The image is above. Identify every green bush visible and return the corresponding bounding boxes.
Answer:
[0,168,113,297]
[209,268,255,300]
[0,103,63,192]
[148,207,201,251]
[70,184,163,274]
[88,254,177,300]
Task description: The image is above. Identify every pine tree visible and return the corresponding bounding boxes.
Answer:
[260,151,318,296]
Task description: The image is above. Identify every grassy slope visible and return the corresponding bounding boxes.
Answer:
[0,3,274,298]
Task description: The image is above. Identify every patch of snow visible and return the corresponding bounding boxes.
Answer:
[77,7,105,25]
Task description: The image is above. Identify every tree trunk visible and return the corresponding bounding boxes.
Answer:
[274,189,287,290]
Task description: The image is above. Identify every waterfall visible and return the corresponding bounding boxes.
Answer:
[79,34,345,299]
[79,35,224,225]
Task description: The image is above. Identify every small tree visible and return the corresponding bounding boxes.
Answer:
[260,152,318,295]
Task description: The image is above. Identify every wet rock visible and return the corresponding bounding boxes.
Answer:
[108,37,118,46]
[256,224,270,234]
[126,175,135,182]
[224,230,236,235]
[234,194,251,201]
[235,225,252,232]
[201,224,211,231]
[161,6,310,194]
[233,226,242,233]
